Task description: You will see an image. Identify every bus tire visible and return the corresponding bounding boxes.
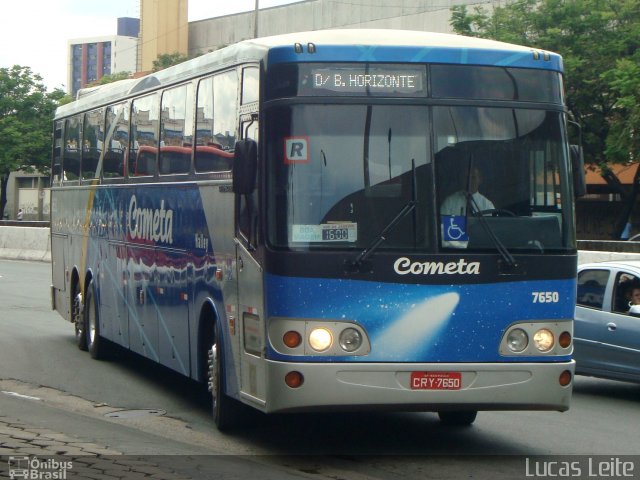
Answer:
[438,410,478,426]
[84,279,107,360]
[209,321,238,431]
[73,288,87,351]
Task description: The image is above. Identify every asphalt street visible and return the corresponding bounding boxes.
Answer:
[2,259,640,480]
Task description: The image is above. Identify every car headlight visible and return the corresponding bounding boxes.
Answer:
[309,328,333,352]
[533,328,554,352]
[506,328,528,353]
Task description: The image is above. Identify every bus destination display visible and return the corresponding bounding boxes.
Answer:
[307,66,425,96]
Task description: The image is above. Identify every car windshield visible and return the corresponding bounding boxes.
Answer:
[266,104,575,253]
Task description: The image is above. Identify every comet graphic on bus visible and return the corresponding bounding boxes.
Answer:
[374,292,460,359]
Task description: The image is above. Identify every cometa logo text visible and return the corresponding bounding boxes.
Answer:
[128,195,174,244]
[394,257,480,275]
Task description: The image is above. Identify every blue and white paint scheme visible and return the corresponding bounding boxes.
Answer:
[51,29,576,426]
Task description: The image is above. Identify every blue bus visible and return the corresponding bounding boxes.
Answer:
[51,29,579,429]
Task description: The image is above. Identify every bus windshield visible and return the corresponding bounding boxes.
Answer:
[266,103,574,253]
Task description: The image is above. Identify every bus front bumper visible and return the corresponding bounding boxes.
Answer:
[256,360,574,414]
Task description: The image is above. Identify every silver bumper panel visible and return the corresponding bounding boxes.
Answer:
[258,360,574,413]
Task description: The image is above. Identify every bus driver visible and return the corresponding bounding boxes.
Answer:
[441,165,494,216]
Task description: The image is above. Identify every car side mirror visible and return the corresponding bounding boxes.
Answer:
[629,305,640,317]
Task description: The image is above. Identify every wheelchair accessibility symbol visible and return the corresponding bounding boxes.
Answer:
[443,215,468,242]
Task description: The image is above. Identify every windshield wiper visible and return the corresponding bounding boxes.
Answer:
[345,160,418,273]
[345,199,417,273]
[466,192,518,270]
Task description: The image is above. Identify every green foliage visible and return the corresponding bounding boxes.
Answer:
[0,66,59,174]
[152,52,189,72]
[0,65,61,217]
[55,93,75,106]
[450,0,640,165]
[93,71,131,86]
[605,55,640,162]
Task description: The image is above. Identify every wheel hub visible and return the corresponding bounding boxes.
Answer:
[208,345,218,397]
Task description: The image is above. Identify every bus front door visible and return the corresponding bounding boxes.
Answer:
[235,242,267,408]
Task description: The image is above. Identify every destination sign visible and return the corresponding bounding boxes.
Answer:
[304,65,426,96]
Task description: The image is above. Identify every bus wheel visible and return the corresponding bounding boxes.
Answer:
[438,411,478,426]
[73,289,87,351]
[208,323,238,431]
[84,280,106,360]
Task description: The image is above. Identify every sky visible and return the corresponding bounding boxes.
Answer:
[0,0,300,92]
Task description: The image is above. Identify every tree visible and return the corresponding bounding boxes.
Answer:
[450,0,640,238]
[605,55,640,162]
[450,0,640,165]
[0,66,62,219]
[152,52,189,72]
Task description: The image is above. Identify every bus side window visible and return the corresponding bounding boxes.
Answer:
[135,147,158,176]
[63,116,81,182]
[104,103,129,179]
[159,147,191,174]
[215,71,238,151]
[195,72,238,173]
[235,65,259,244]
[52,120,63,185]
[160,83,193,176]
[194,146,233,172]
[241,66,259,105]
[130,93,159,177]
[238,123,258,247]
[81,109,103,181]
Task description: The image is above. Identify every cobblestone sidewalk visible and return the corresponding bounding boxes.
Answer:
[0,415,190,480]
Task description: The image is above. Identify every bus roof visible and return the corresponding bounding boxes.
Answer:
[56,29,562,119]
[256,29,541,51]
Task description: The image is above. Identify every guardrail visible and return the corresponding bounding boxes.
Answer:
[0,220,50,228]
[577,239,640,253]
[0,225,51,262]
[577,240,640,263]
[0,225,639,264]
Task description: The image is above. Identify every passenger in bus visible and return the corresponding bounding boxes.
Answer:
[440,164,494,216]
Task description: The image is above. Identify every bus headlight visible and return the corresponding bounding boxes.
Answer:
[533,329,554,352]
[269,318,371,356]
[309,328,333,352]
[339,328,362,352]
[499,321,571,356]
[506,328,528,353]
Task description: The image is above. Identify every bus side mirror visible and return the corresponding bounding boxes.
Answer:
[570,144,586,198]
[232,139,258,195]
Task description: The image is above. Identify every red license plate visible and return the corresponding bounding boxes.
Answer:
[410,372,462,390]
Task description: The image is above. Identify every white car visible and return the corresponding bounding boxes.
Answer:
[575,260,640,383]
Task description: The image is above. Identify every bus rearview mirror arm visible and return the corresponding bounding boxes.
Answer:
[570,144,586,198]
[568,119,586,198]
